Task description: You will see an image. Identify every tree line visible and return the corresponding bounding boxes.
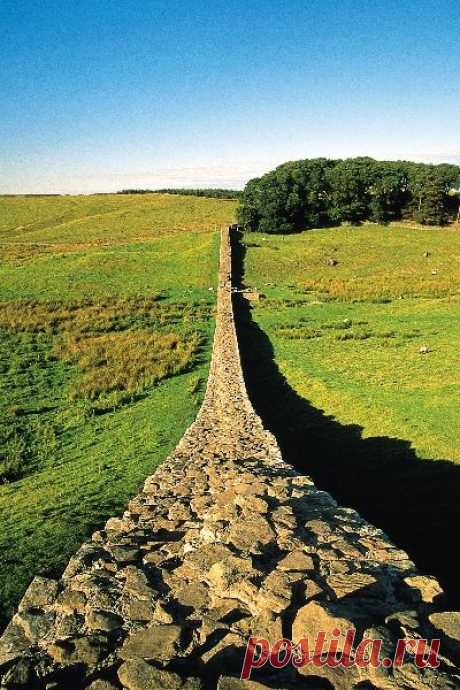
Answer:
[237,157,460,233]
[156,188,242,199]
[117,188,241,199]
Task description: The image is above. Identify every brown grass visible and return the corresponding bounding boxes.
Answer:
[0,296,211,334]
[55,330,200,404]
[0,296,208,412]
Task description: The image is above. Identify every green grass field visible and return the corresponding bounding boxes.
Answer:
[243,225,460,463]
[239,223,460,603]
[0,192,234,243]
[0,193,236,628]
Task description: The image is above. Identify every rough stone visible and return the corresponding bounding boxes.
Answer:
[429,611,460,655]
[403,575,444,604]
[277,550,315,572]
[234,495,268,514]
[201,631,245,664]
[87,681,119,690]
[56,588,87,614]
[18,577,59,611]
[325,572,378,599]
[86,609,123,632]
[217,679,278,690]
[227,517,275,553]
[119,623,182,662]
[152,601,174,624]
[118,659,185,690]
[185,544,234,572]
[291,600,354,653]
[173,581,210,610]
[13,609,54,643]
[122,594,155,621]
[207,557,260,594]
[47,636,106,665]
[0,658,36,689]
[303,578,324,601]
[235,610,283,641]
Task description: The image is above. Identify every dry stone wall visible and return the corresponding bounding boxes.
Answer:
[0,228,459,690]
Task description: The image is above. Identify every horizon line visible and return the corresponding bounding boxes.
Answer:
[1,154,459,197]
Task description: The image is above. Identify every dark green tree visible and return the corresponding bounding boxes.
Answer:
[369,163,410,223]
[237,177,262,229]
[414,172,450,225]
[237,157,460,232]
[326,158,376,224]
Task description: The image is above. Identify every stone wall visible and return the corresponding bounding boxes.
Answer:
[0,228,459,690]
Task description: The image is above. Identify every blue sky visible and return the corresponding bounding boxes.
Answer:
[1,0,459,193]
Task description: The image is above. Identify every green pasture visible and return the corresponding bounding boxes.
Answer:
[240,223,460,602]
[0,193,235,627]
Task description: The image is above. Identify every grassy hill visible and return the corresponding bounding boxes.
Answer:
[0,192,235,242]
[0,193,236,628]
[239,223,460,603]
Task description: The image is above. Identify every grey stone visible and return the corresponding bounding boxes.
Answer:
[119,623,182,662]
[18,577,59,611]
[118,659,184,690]
[86,609,123,632]
[429,611,460,655]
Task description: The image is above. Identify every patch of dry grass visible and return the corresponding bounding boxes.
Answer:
[0,296,206,414]
[55,329,200,405]
[0,296,211,334]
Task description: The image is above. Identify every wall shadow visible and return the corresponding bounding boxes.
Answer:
[231,230,460,608]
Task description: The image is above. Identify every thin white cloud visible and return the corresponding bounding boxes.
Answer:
[409,152,460,164]
[2,154,459,195]
[0,162,275,194]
